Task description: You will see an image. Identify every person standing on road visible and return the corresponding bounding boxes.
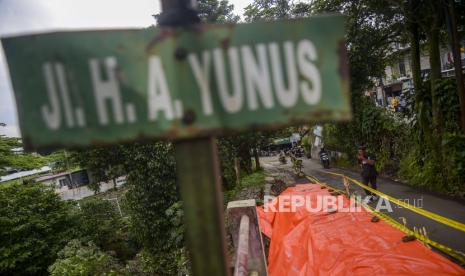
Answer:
[357,146,378,203]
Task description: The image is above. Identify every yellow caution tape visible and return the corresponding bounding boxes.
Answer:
[318,170,465,233]
[306,175,465,265]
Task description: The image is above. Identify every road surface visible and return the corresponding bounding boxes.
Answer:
[261,156,465,261]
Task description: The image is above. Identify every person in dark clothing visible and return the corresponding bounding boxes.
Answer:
[357,146,378,202]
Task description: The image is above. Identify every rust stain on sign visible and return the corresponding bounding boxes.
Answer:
[2,15,350,150]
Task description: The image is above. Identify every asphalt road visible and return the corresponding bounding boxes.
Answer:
[261,156,465,261]
[300,158,465,256]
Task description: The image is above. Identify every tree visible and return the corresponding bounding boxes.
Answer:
[69,141,185,273]
[77,199,139,261]
[296,0,404,167]
[0,184,79,275]
[198,0,240,23]
[310,0,465,195]
[0,134,47,174]
[48,240,122,276]
[244,0,291,22]
[122,142,183,274]
[71,146,126,191]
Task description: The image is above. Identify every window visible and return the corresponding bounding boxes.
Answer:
[58,178,69,188]
[399,62,406,76]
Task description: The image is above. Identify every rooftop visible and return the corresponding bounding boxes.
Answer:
[34,171,70,182]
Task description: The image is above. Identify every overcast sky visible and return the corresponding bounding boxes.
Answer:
[0,0,251,137]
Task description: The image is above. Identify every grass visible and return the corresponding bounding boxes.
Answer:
[224,169,266,203]
[241,169,266,189]
[331,156,354,169]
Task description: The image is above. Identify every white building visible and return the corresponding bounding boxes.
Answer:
[34,170,126,200]
[368,43,465,108]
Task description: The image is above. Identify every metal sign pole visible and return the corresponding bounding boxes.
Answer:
[158,1,230,275]
[2,3,350,273]
[175,138,230,275]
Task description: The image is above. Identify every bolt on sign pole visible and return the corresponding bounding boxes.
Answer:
[158,1,230,275]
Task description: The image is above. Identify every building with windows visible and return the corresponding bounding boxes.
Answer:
[34,170,126,200]
[35,169,90,190]
[367,43,465,109]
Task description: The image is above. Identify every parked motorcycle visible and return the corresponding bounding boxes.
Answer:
[320,152,330,168]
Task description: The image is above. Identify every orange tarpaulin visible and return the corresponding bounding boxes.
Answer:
[258,183,465,275]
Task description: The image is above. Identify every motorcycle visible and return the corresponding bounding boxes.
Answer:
[320,152,330,169]
[279,153,287,164]
[295,147,305,158]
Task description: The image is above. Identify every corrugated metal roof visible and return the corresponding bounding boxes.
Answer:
[34,171,70,182]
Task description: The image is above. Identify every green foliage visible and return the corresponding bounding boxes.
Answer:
[66,1,243,273]
[312,0,465,196]
[0,183,79,275]
[331,155,353,169]
[122,142,186,274]
[1,153,46,172]
[441,133,465,195]
[218,129,289,188]
[324,98,408,174]
[71,145,126,189]
[224,170,266,202]
[325,80,464,195]
[436,78,462,132]
[291,2,314,18]
[70,142,184,273]
[0,135,21,157]
[0,175,36,188]
[244,0,291,22]
[399,79,465,195]
[44,150,78,172]
[0,135,48,175]
[48,239,122,276]
[77,199,139,261]
[313,0,402,92]
[300,136,312,157]
[198,0,240,23]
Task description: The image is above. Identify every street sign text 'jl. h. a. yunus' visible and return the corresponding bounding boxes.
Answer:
[2,16,350,149]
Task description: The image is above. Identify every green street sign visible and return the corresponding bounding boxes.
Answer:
[2,15,350,149]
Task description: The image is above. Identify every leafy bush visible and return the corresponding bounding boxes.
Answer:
[224,170,266,202]
[0,135,48,175]
[65,141,188,274]
[400,132,465,196]
[0,184,79,275]
[123,142,185,274]
[323,98,409,175]
[48,239,122,276]
[77,199,139,261]
[398,78,465,196]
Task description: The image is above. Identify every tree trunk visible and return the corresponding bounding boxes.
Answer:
[428,27,443,134]
[238,143,252,175]
[444,0,465,134]
[234,157,241,186]
[426,18,445,182]
[408,19,430,145]
[253,148,260,171]
[408,21,422,101]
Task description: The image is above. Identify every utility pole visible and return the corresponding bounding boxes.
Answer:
[445,0,465,134]
[158,1,230,275]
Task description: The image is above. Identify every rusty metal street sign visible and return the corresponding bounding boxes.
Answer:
[2,15,349,149]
